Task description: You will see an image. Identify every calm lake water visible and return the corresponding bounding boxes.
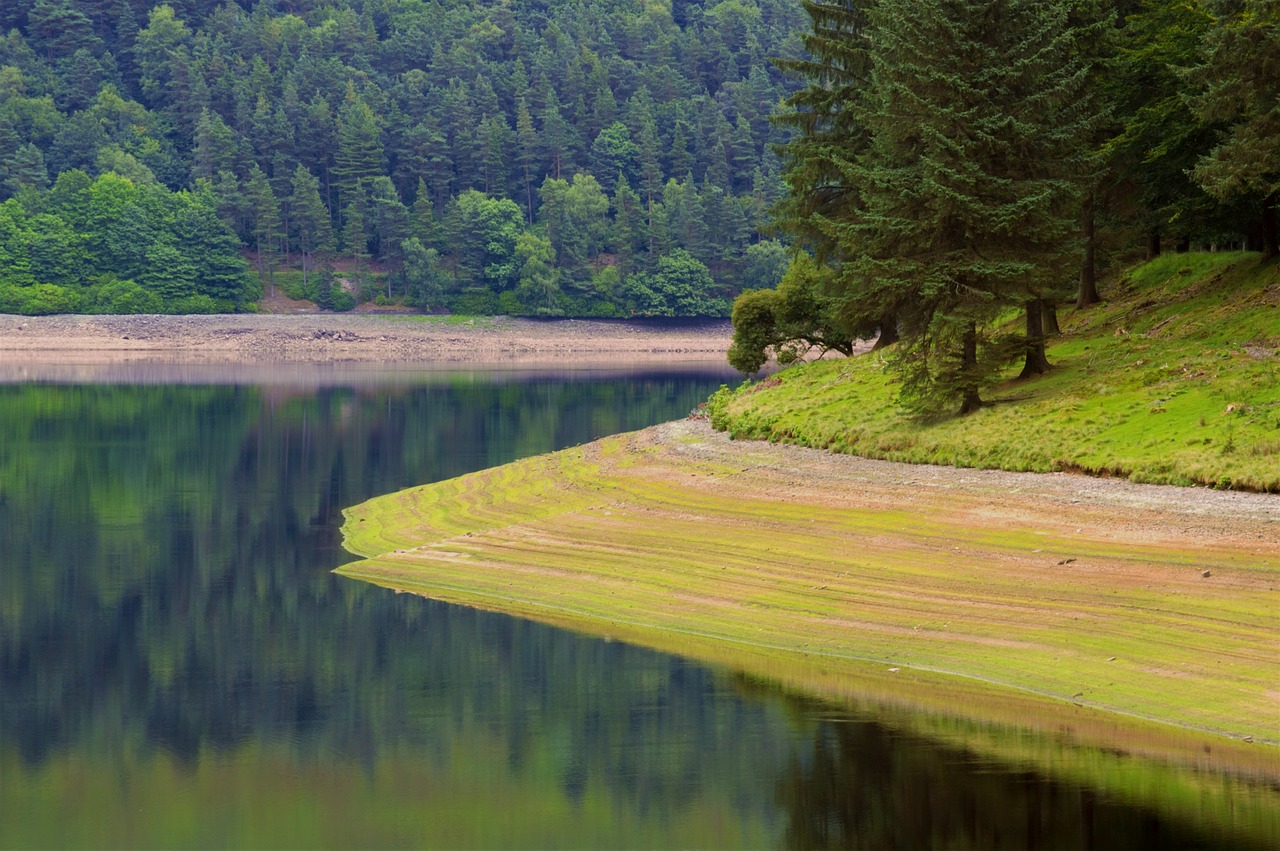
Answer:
[0,365,1275,849]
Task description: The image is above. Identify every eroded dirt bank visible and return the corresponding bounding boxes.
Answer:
[0,314,734,366]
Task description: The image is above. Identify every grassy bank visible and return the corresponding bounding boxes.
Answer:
[710,252,1280,490]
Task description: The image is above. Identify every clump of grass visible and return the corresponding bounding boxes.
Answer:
[708,252,1280,491]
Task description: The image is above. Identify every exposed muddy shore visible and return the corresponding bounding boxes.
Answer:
[0,313,735,368]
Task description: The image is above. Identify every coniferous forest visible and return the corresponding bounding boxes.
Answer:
[0,0,804,316]
[0,0,1275,328]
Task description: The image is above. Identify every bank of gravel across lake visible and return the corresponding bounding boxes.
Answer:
[340,419,1279,769]
[0,314,734,366]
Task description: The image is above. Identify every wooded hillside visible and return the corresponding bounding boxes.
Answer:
[0,0,804,316]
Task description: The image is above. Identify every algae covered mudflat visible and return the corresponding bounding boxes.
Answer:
[340,418,1278,743]
[338,416,1280,843]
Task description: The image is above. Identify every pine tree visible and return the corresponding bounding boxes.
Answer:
[482,114,513,197]
[410,178,440,250]
[539,92,578,180]
[845,0,1096,414]
[3,144,50,197]
[667,121,694,185]
[611,174,644,278]
[290,164,334,293]
[1189,0,1280,259]
[773,0,874,263]
[246,164,282,294]
[332,88,385,217]
[515,98,539,222]
[341,182,370,292]
[1107,0,1218,258]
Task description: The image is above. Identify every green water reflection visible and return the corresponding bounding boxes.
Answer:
[0,373,1274,849]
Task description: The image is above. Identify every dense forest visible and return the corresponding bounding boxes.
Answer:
[0,1,1275,328]
[0,0,803,316]
[732,0,1278,415]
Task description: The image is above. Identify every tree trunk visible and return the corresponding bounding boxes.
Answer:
[1076,191,1100,308]
[871,313,899,350]
[1019,298,1052,379]
[1263,192,1278,261]
[958,322,982,415]
[1041,299,1060,337]
[1175,234,1190,253]
[1146,229,1161,260]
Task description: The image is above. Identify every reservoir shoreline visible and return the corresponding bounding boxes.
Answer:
[339,418,1279,772]
[0,313,735,366]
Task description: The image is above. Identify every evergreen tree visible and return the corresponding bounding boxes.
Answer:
[1189,0,1280,258]
[365,176,409,293]
[482,114,513,197]
[332,89,385,218]
[27,0,101,61]
[290,164,333,292]
[611,174,644,278]
[515,97,538,221]
[341,182,370,292]
[3,143,49,196]
[246,164,282,293]
[772,0,874,264]
[539,92,578,180]
[410,177,440,250]
[844,0,1097,414]
[1107,0,1218,257]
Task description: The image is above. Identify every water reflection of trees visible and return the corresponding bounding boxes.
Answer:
[2,379,1271,850]
[0,376,741,770]
[774,705,1259,851]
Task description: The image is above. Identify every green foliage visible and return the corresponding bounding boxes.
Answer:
[711,253,1280,491]
[0,0,806,316]
[626,249,728,317]
[0,173,254,314]
[89,277,161,314]
[727,253,854,373]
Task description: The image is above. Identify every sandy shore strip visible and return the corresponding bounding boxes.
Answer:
[0,314,735,366]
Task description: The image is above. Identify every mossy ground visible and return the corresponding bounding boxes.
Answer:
[709,252,1280,490]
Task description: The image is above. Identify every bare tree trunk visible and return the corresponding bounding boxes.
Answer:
[1041,299,1060,337]
[1146,229,1161,260]
[1019,298,1052,379]
[1263,192,1278,261]
[1175,234,1190,253]
[1076,191,1100,308]
[959,322,982,415]
[871,312,899,350]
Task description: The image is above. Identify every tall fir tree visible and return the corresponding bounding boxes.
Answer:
[246,164,282,293]
[290,164,334,292]
[1189,0,1280,258]
[841,0,1097,414]
[332,88,385,220]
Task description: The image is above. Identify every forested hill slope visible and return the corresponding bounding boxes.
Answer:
[0,0,803,317]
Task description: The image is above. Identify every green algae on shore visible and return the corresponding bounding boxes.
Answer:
[339,420,1278,743]
[338,417,1280,843]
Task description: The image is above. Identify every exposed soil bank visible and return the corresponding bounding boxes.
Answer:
[340,419,1279,774]
[0,313,734,366]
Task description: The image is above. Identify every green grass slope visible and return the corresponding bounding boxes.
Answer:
[709,252,1280,491]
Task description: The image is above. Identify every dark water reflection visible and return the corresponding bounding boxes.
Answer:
[0,370,1273,849]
